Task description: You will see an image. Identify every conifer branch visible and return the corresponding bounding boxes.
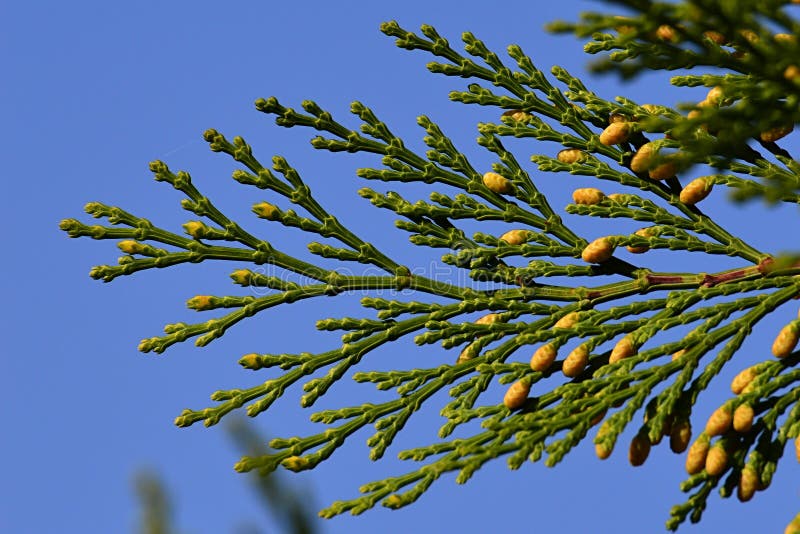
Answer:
[63,7,800,531]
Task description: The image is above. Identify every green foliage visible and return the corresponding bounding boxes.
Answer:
[63,1,800,530]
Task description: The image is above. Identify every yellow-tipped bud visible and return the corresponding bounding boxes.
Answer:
[671,349,687,362]
[785,65,800,82]
[686,433,710,474]
[499,229,530,245]
[599,122,632,145]
[183,220,206,238]
[572,188,605,205]
[705,441,729,476]
[772,323,799,358]
[733,404,755,433]
[239,353,261,369]
[562,344,590,378]
[609,336,635,363]
[630,142,656,173]
[187,295,214,311]
[705,405,733,436]
[482,171,514,194]
[281,455,310,472]
[503,378,531,410]
[641,104,659,114]
[670,420,692,453]
[581,237,615,264]
[530,343,557,372]
[760,125,793,143]
[252,202,280,220]
[626,227,653,254]
[680,177,713,205]
[731,366,758,394]
[556,148,587,164]
[230,269,252,286]
[554,312,580,329]
[608,193,626,203]
[117,240,142,254]
[774,33,796,44]
[629,434,651,466]
[737,465,759,502]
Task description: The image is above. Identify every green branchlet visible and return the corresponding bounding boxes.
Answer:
[62,11,800,532]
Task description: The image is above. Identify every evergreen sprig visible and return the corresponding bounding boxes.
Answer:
[63,7,800,532]
[548,0,800,204]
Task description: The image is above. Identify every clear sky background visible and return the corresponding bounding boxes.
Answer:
[3,1,799,533]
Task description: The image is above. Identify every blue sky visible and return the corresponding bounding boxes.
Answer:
[3,1,799,533]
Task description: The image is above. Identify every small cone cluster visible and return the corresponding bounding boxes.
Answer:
[457,342,478,364]
[572,187,606,206]
[629,433,651,466]
[733,404,755,433]
[554,312,580,329]
[772,322,799,358]
[760,124,793,143]
[686,433,710,474]
[556,148,586,164]
[705,441,729,476]
[609,336,635,363]
[499,229,530,245]
[595,421,614,460]
[648,158,677,181]
[680,177,713,205]
[626,227,654,254]
[503,378,531,410]
[482,171,514,194]
[572,188,605,205]
[562,344,590,377]
[630,142,656,173]
[669,420,692,453]
[705,405,733,436]
[581,237,615,264]
[599,122,632,145]
[530,343,557,372]
[731,366,758,394]
[737,465,759,502]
